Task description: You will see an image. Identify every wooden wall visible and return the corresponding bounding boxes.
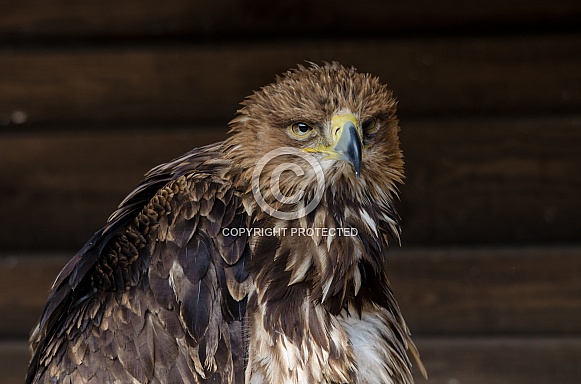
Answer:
[1,1,580,382]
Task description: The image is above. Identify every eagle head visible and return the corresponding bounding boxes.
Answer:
[225,62,404,226]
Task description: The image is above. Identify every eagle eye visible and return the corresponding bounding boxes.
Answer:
[290,122,314,138]
[362,118,378,133]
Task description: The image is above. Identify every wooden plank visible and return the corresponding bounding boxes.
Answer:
[1,115,580,249]
[411,337,581,384]
[0,255,66,338]
[0,127,227,250]
[0,35,580,126]
[2,247,580,338]
[389,247,581,335]
[1,0,580,39]
[0,341,29,384]
[3,337,580,384]
[399,116,581,244]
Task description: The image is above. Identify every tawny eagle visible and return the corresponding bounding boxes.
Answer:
[27,62,425,383]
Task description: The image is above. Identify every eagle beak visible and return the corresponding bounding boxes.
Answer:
[329,113,363,177]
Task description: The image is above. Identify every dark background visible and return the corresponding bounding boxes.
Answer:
[1,1,580,382]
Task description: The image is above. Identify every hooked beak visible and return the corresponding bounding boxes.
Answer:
[303,112,363,177]
[329,113,363,177]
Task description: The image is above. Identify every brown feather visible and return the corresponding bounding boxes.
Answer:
[27,63,422,384]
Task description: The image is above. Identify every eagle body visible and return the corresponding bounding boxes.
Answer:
[27,63,424,383]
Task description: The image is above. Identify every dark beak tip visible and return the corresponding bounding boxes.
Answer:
[346,123,362,178]
[334,121,363,178]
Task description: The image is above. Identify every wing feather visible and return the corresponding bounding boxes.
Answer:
[27,143,250,384]
[178,233,211,284]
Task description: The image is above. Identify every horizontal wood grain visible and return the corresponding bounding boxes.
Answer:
[2,247,579,338]
[2,3,578,383]
[389,247,581,335]
[1,0,580,40]
[399,116,581,244]
[0,255,66,338]
[411,337,581,384]
[3,337,580,384]
[0,341,29,384]
[0,127,226,250]
[1,115,580,249]
[1,35,580,126]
